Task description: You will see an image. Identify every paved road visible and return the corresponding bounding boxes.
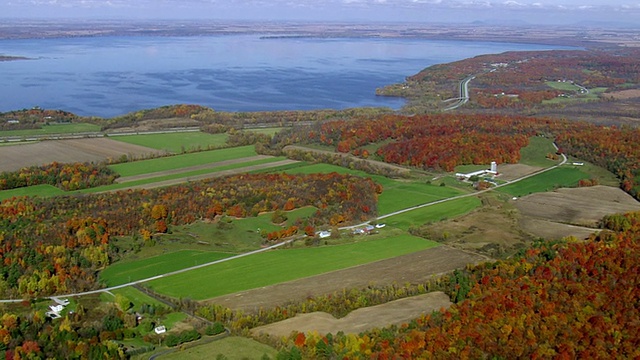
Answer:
[0,148,567,303]
[443,75,475,111]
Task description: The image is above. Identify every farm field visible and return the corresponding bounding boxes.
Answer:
[113,155,274,183]
[0,122,101,137]
[108,286,166,308]
[105,159,300,191]
[252,291,452,337]
[150,337,278,360]
[100,250,235,287]
[0,137,166,172]
[110,131,229,153]
[0,184,64,201]
[514,185,640,228]
[497,166,590,197]
[382,196,483,231]
[88,157,295,192]
[208,245,487,312]
[107,145,257,177]
[145,235,439,300]
[519,136,562,167]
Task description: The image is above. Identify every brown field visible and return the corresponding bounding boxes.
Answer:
[105,117,201,133]
[252,292,451,338]
[514,185,640,228]
[495,163,543,181]
[0,138,166,172]
[206,246,488,313]
[414,193,534,257]
[608,89,640,100]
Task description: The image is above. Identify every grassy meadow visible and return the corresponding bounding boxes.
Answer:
[0,123,101,137]
[498,166,590,197]
[0,184,65,201]
[108,145,257,177]
[382,196,482,231]
[145,235,438,300]
[100,250,235,287]
[110,132,229,153]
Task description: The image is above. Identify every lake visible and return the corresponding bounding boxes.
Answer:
[0,35,567,118]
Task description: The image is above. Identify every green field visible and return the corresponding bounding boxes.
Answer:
[146,235,438,300]
[100,250,235,287]
[519,136,561,167]
[284,163,466,215]
[108,146,257,177]
[545,80,583,92]
[382,196,482,231]
[498,166,590,197]
[110,132,229,153]
[0,123,101,137]
[108,286,166,308]
[82,156,286,193]
[153,337,278,360]
[0,184,65,201]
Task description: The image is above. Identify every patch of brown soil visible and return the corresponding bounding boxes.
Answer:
[608,89,640,100]
[414,194,532,257]
[206,246,487,313]
[0,138,166,172]
[518,218,599,240]
[251,292,451,338]
[495,163,544,181]
[514,185,640,227]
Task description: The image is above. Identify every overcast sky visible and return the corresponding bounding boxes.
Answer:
[2,0,639,25]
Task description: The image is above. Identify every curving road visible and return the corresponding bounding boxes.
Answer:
[0,149,567,303]
[443,75,475,111]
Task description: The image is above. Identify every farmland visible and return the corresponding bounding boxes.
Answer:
[145,235,439,300]
[498,166,590,197]
[110,132,229,153]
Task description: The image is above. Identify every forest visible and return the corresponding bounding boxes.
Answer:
[277,211,640,358]
[269,113,640,199]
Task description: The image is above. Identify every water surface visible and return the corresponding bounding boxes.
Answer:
[0,36,569,117]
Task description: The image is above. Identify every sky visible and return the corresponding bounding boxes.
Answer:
[2,0,640,25]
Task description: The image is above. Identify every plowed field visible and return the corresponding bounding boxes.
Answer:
[0,138,165,172]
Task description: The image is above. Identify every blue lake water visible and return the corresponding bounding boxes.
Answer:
[0,35,568,117]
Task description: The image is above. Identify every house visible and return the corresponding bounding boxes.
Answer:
[317,231,331,239]
[46,304,65,319]
[52,297,70,306]
[154,325,167,334]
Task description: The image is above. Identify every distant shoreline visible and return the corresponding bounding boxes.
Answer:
[0,55,30,62]
[0,20,636,48]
